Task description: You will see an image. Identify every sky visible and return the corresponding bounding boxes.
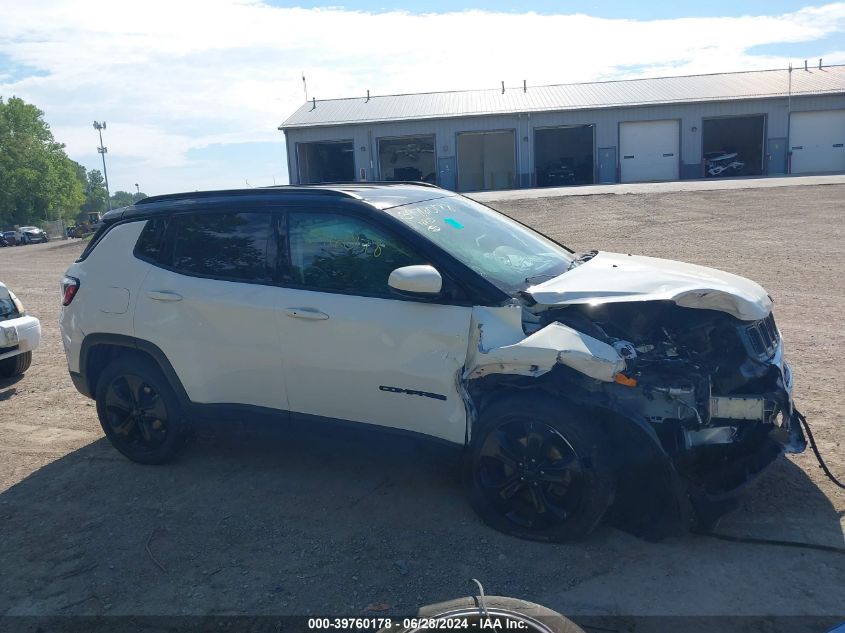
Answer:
[0,0,843,196]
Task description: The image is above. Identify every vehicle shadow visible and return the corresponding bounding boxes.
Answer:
[0,374,23,400]
[0,420,842,619]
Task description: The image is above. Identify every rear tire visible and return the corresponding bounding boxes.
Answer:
[95,355,188,464]
[0,351,32,378]
[466,395,615,542]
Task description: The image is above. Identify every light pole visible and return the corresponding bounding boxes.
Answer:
[135,183,140,195]
[93,121,111,210]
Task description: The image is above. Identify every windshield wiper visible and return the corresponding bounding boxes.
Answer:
[524,273,559,285]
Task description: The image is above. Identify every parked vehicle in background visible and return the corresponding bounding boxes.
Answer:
[70,214,104,238]
[705,151,745,178]
[18,226,49,243]
[545,159,577,186]
[0,282,41,378]
[59,183,806,542]
[0,234,9,247]
[3,230,23,246]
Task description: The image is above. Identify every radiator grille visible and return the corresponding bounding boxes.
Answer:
[741,313,780,361]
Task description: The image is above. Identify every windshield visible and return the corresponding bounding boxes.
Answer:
[385,196,574,294]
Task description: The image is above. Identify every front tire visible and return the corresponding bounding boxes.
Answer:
[95,355,188,464]
[466,395,615,542]
[0,351,32,378]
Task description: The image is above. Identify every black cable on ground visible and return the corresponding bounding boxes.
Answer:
[696,530,845,554]
[796,408,845,490]
[696,408,845,554]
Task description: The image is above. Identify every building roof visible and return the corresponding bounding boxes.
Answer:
[280,65,845,130]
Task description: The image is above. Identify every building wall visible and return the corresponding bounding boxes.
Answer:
[283,94,845,187]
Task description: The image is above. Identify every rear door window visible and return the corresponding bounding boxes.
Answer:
[169,212,276,283]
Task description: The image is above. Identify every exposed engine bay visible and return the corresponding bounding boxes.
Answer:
[532,300,803,451]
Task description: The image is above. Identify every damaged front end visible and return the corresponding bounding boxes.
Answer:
[464,252,806,537]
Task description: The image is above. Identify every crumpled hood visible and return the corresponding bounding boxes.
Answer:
[526,251,772,321]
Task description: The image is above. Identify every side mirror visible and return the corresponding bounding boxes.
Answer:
[388,265,443,298]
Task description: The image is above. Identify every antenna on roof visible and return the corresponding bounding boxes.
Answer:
[523,79,527,93]
[501,81,505,94]
[804,59,808,71]
[366,89,370,102]
[819,58,823,69]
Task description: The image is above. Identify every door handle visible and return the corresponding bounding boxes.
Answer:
[285,307,329,320]
[147,290,183,302]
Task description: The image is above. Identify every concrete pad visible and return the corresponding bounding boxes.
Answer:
[469,173,845,202]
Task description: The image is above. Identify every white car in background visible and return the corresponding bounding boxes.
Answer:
[19,226,50,244]
[0,282,41,378]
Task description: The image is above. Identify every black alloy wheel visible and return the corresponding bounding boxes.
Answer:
[467,395,614,542]
[103,374,170,453]
[95,355,188,464]
[478,419,584,530]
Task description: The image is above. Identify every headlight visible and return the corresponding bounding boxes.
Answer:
[8,291,25,315]
[1,325,18,347]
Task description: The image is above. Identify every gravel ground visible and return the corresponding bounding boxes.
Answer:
[0,184,843,623]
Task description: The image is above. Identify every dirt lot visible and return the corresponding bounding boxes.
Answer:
[1,185,843,624]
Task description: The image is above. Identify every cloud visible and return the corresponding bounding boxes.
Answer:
[1,1,844,193]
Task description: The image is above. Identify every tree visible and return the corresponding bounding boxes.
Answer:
[0,96,84,226]
[110,190,134,208]
[109,190,148,208]
[78,168,109,220]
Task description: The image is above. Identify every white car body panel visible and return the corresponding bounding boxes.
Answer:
[0,315,41,360]
[526,251,772,321]
[1,281,41,361]
[465,304,624,382]
[60,221,150,373]
[134,267,287,411]
[277,287,472,444]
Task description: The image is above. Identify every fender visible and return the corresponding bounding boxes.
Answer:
[75,333,191,407]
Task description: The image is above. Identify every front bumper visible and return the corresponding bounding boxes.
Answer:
[769,340,806,454]
[0,315,41,360]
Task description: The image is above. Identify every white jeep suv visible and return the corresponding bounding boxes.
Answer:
[60,184,805,541]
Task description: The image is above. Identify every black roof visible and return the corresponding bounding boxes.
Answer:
[103,182,453,222]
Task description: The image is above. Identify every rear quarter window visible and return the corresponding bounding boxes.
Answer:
[134,217,170,263]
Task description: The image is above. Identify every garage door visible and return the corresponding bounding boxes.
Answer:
[620,120,680,183]
[790,110,845,174]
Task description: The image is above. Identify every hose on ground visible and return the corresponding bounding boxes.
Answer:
[698,407,844,554]
[795,408,845,490]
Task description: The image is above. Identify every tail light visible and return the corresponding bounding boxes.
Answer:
[61,276,80,306]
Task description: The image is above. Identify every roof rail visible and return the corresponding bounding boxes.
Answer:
[135,187,359,206]
[327,181,443,189]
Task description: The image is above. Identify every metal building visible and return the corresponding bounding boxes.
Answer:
[280,65,845,191]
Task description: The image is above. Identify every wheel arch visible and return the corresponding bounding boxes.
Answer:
[466,369,691,538]
[79,334,190,406]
